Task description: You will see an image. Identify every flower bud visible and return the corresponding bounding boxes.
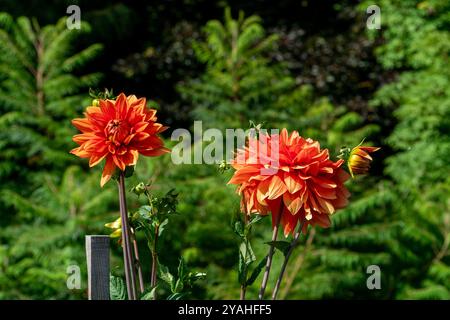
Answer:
[347,145,380,178]
[131,182,147,196]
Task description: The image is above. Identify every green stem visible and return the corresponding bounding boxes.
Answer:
[150,224,159,300]
[258,205,283,300]
[118,172,138,300]
[271,220,305,300]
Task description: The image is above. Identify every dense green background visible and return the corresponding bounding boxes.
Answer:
[0,0,449,299]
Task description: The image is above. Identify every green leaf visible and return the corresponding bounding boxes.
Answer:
[167,292,186,300]
[246,255,268,286]
[174,278,184,293]
[140,286,157,300]
[158,264,174,288]
[248,214,264,227]
[177,257,186,281]
[124,165,135,178]
[138,205,152,220]
[239,241,256,265]
[109,275,126,300]
[233,220,245,238]
[158,218,169,236]
[266,240,291,257]
[238,251,247,285]
[187,272,206,284]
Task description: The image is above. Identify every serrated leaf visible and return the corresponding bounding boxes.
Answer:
[266,240,291,256]
[109,275,126,300]
[138,205,152,219]
[140,286,157,300]
[124,165,135,178]
[167,292,186,300]
[246,255,268,286]
[233,220,245,238]
[238,251,247,285]
[248,214,264,227]
[187,272,206,283]
[177,257,186,281]
[239,241,256,265]
[158,264,174,288]
[174,278,184,293]
[158,218,169,236]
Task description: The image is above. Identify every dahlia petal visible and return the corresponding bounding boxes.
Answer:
[100,157,116,187]
[99,99,115,119]
[73,133,95,144]
[336,169,351,182]
[157,126,169,133]
[305,161,320,176]
[282,207,298,236]
[313,185,337,199]
[333,194,349,208]
[89,153,107,167]
[72,118,93,133]
[127,95,146,109]
[312,149,328,161]
[115,93,129,119]
[280,128,289,145]
[283,192,302,215]
[256,178,271,202]
[308,193,322,213]
[121,150,138,167]
[267,175,287,200]
[134,121,149,133]
[313,213,331,228]
[228,166,262,185]
[312,177,337,189]
[284,173,303,194]
[112,155,126,171]
[70,147,90,158]
[359,146,380,153]
[317,197,335,214]
[355,149,373,160]
[268,198,282,227]
[319,166,334,174]
[140,147,171,157]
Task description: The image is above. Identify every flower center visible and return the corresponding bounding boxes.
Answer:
[107,119,121,133]
[106,119,130,145]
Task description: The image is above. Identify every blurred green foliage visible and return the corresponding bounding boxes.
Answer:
[0,0,448,300]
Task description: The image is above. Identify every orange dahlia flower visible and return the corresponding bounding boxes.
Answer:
[347,145,380,178]
[71,93,170,186]
[228,129,350,236]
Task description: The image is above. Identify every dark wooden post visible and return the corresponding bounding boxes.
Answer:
[86,235,110,300]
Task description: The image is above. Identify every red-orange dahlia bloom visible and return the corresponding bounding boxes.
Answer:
[70,93,170,186]
[228,129,350,236]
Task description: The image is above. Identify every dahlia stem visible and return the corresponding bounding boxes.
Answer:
[271,219,305,300]
[240,206,249,300]
[131,228,145,294]
[150,224,159,300]
[240,285,247,300]
[258,205,283,300]
[118,172,138,300]
[280,227,316,299]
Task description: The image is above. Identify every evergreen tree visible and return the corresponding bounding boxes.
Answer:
[0,13,102,193]
[364,0,450,299]
[0,166,117,299]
